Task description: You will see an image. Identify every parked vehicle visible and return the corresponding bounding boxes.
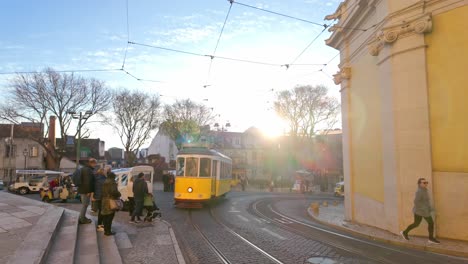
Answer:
[8,170,64,195]
[0,180,4,190]
[40,175,78,203]
[113,165,154,202]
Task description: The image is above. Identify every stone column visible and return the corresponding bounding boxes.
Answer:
[334,67,353,220]
[369,14,434,233]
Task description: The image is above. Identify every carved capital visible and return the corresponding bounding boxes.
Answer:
[368,15,432,56]
[333,67,351,85]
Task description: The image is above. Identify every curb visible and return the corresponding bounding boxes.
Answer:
[306,208,468,258]
[162,220,186,264]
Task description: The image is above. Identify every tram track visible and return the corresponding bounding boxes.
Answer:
[249,198,468,264]
[250,198,395,264]
[188,208,284,264]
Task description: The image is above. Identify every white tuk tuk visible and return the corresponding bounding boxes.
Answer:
[112,165,154,202]
[8,170,65,195]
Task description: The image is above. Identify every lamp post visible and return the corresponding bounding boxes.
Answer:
[67,111,93,169]
[23,148,28,170]
[214,121,231,148]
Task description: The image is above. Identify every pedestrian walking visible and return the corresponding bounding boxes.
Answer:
[162,173,169,192]
[76,158,97,224]
[101,171,121,236]
[91,166,108,232]
[168,173,175,192]
[127,176,135,217]
[240,175,247,191]
[400,178,440,244]
[130,172,148,223]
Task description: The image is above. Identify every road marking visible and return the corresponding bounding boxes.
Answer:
[228,206,240,213]
[261,228,286,240]
[254,217,263,224]
[274,218,288,224]
[237,215,250,222]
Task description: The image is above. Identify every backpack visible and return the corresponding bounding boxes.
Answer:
[72,168,82,186]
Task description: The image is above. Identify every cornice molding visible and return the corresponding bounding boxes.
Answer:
[333,67,352,85]
[368,14,432,56]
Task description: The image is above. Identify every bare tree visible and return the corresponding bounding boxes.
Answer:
[274,85,340,138]
[273,88,307,137]
[108,89,161,166]
[0,68,111,169]
[300,85,340,137]
[161,99,215,148]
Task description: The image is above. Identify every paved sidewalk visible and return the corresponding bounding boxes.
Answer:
[0,188,185,264]
[0,191,52,263]
[307,200,468,258]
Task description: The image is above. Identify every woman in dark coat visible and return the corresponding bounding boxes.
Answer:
[101,172,121,236]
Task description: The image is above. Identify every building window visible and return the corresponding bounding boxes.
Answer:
[252,151,257,161]
[30,146,39,157]
[5,144,16,157]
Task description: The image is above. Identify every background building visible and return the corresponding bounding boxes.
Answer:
[0,123,45,182]
[327,0,467,241]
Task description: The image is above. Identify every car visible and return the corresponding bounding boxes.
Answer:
[0,180,4,190]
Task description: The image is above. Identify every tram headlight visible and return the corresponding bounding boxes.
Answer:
[187,187,193,193]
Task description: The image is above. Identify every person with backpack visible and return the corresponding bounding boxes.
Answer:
[74,158,97,224]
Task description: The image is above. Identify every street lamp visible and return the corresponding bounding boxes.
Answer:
[23,149,28,170]
[67,110,93,169]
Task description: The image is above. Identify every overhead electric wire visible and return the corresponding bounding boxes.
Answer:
[230,0,326,28]
[206,0,233,85]
[121,0,130,69]
[121,68,162,83]
[0,69,121,75]
[129,41,206,57]
[288,26,328,66]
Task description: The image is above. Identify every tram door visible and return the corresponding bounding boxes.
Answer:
[211,160,218,197]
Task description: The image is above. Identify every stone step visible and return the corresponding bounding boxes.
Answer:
[97,231,123,264]
[7,206,65,264]
[45,210,79,264]
[74,219,100,264]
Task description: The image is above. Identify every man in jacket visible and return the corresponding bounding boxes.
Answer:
[77,158,97,224]
[401,178,440,244]
[130,172,148,223]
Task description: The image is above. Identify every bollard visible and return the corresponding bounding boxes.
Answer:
[310,202,319,215]
[322,201,328,207]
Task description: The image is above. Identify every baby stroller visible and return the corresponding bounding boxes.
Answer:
[143,194,162,222]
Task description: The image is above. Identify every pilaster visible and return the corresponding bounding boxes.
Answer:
[376,27,433,234]
[335,66,353,220]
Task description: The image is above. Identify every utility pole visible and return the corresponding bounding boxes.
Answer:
[7,124,14,186]
[67,111,93,169]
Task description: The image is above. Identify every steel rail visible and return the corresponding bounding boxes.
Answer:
[251,199,392,264]
[188,210,231,264]
[209,207,284,264]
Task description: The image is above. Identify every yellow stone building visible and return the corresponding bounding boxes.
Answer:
[326,0,468,241]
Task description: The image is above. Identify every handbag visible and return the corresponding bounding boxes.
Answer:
[109,199,124,211]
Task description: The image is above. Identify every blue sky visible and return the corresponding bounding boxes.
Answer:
[0,0,342,149]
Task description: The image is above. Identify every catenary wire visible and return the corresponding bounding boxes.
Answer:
[121,0,130,69]
[206,0,233,85]
[288,26,328,66]
[0,69,122,75]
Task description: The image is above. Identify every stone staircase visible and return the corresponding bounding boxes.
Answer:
[7,206,123,264]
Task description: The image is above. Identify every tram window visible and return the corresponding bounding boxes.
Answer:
[200,158,211,177]
[177,158,185,176]
[186,157,199,177]
[212,160,218,178]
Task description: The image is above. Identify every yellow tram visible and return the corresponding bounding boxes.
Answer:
[174,144,232,208]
